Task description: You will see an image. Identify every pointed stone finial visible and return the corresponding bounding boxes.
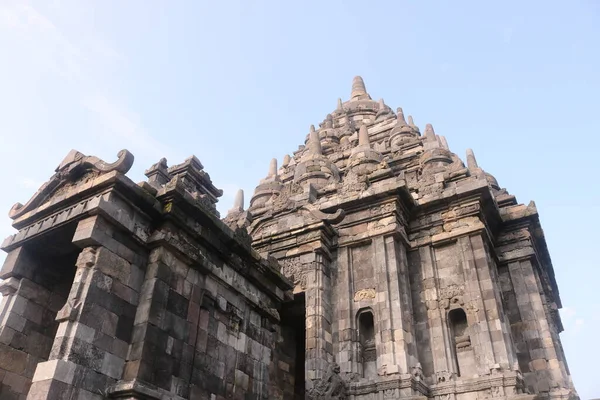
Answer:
[351,76,368,100]
[337,98,343,110]
[379,98,385,108]
[282,154,291,167]
[308,130,323,155]
[310,124,316,133]
[396,108,408,125]
[358,125,370,147]
[408,115,416,127]
[466,149,479,170]
[268,158,278,177]
[424,124,436,141]
[325,114,334,129]
[230,189,244,213]
[440,136,449,150]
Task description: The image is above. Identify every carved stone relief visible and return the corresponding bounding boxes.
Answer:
[282,256,307,290]
[306,363,347,400]
[353,288,376,302]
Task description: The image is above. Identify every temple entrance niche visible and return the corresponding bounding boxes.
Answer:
[357,308,376,379]
[280,292,306,399]
[0,223,79,397]
[448,307,475,378]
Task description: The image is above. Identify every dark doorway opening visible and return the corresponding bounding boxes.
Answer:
[22,223,80,357]
[0,222,80,399]
[358,309,376,378]
[281,292,306,400]
[448,308,470,377]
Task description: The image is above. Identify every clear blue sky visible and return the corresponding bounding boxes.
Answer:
[0,1,598,397]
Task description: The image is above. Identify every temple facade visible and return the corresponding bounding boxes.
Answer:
[0,77,577,400]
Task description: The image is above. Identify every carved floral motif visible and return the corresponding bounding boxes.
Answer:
[338,169,369,195]
[282,257,307,290]
[353,288,376,302]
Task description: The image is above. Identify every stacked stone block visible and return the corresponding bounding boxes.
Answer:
[0,150,292,399]
[0,243,77,400]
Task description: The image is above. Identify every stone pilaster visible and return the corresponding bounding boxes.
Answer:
[458,234,508,374]
[371,235,416,375]
[305,251,333,382]
[419,244,454,381]
[27,215,145,399]
[115,246,205,399]
[506,258,570,394]
[333,246,357,376]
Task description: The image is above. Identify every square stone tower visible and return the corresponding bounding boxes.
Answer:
[243,77,577,400]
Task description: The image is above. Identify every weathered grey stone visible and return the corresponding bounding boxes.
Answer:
[0,76,577,400]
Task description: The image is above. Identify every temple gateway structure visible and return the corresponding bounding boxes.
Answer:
[0,77,577,400]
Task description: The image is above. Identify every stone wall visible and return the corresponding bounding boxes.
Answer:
[0,151,292,399]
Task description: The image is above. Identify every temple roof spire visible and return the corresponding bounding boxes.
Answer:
[466,148,479,170]
[308,128,323,155]
[396,108,408,125]
[337,98,343,111]
[408,115,420,133]
[358,125,370,147]
[350,76,371,100]
[425,123,436,142]
[268,158,278,177]
[440,136,449,150]
[229,189,244,213]
[408,115,416,127]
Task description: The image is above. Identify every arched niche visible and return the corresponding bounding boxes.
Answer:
[448,307,474,377]
[357,308,376,379]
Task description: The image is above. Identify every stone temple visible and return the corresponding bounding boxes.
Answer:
[0,77,577,400]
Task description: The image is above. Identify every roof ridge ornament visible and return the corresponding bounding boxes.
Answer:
[9,149,135,219]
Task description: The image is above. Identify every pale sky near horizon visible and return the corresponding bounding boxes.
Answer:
[0,1,599,398]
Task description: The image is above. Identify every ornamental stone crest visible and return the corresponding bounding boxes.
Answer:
[9,149,134,219]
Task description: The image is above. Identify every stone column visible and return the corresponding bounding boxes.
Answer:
[305,251,333,382]
[27,215,145,399]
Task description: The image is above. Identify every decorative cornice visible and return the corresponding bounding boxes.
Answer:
[9,149,134,221]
